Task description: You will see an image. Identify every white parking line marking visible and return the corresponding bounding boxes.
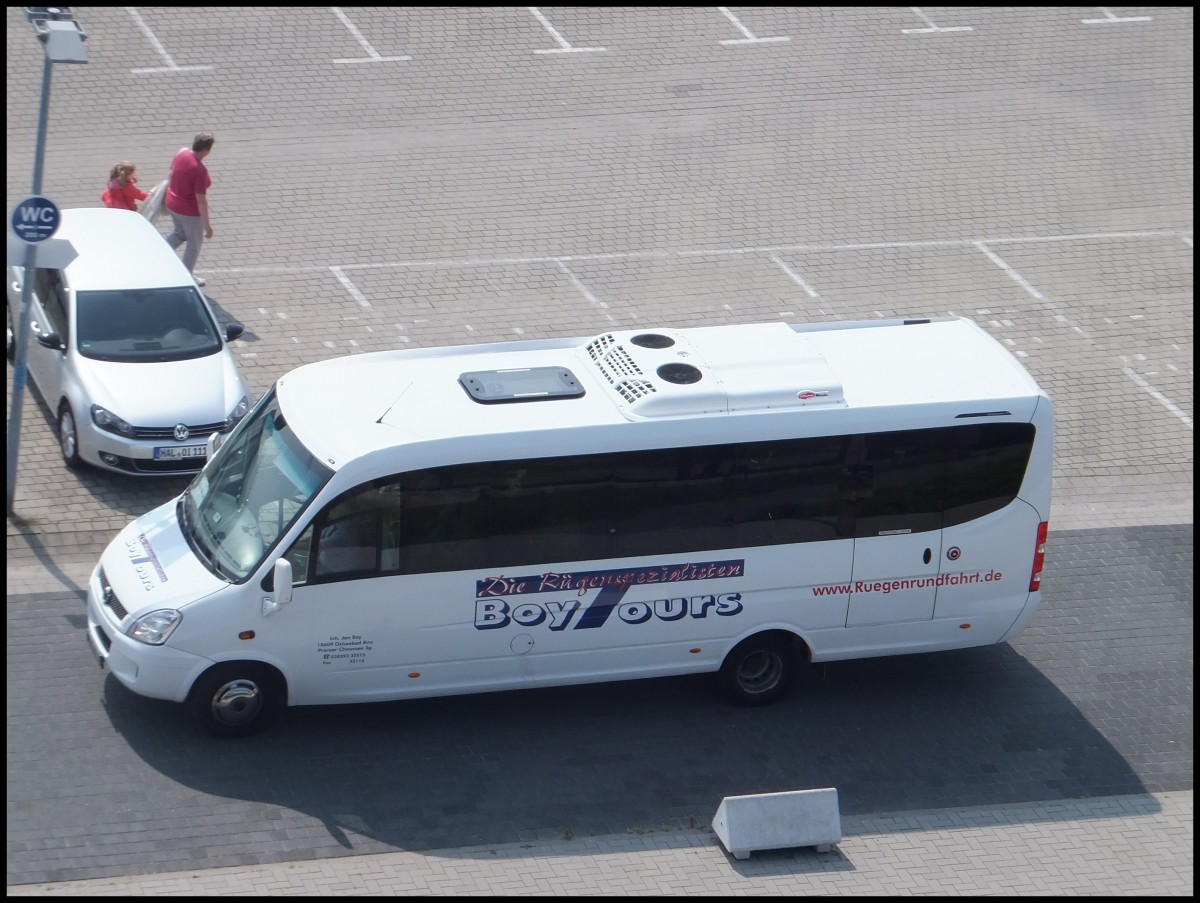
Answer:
[332,7,412,63]
[210,230,1190,275]
[901,7,974,34]
[331,266,372,308]
[973,242,1092,338]
[127,7,214,74]
[717,7,791,45]
[529,7,607,54]
[1082,8,1153,24]
[769,253,820,298]
[557,261,616,323]
[973,242,1044,300]
[1122,367,1192,427]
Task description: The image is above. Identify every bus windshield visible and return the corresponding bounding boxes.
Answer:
[181,387,332,582]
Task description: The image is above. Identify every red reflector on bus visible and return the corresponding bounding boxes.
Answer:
[238,630,255,640]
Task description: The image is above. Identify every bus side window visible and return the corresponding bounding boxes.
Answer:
[282,523,314,586]
[943,423,1035,526]
[304,481,405,583]
[736,437,845,543]
[851,430,945,536]
[313,510,380,580]
[380,509,401,573]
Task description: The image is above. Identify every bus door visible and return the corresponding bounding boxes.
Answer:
[844,430,943,627]
[268,483,531,705]
[932,423,1042,626]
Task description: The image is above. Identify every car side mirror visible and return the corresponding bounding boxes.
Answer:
[226,323,244,342]
[36,331,63,350]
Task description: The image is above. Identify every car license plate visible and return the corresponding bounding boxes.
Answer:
[154,444,207,461]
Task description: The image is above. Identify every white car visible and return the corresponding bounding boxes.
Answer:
[6,208,252,476]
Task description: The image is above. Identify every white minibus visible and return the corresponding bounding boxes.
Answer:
[86,317,1052,737]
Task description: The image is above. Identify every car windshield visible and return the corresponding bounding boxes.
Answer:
[181,388,332,582]
[75,287,223,363]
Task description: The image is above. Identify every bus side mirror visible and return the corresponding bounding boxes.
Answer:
[262,559,293,617]
[274,559,293,605]
[206,431,221,459]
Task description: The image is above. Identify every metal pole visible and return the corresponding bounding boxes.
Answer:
[6,54,52,517]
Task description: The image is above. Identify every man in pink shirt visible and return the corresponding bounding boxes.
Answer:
[165,132,216,287]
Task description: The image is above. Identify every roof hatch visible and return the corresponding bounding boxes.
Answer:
[459,367,585,404]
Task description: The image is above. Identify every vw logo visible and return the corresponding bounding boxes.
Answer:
[173,424,190,442]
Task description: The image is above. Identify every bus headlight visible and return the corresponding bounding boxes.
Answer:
[127,609,183,645]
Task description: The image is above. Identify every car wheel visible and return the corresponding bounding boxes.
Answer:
[5,302,13,361]
[189,663,284,739]
[719,635,795,707]
[58,402,82,469]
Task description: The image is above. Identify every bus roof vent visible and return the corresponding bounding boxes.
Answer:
[657,362,703,384]
[580,324,846,419]
[615,378,657,404]
[630,333,676,349]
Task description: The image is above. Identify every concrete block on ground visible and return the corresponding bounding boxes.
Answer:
[712,787,841,860]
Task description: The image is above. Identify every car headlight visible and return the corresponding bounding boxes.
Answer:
[91,404,136,437]
[127,609,182,645]
[225,395,250,430]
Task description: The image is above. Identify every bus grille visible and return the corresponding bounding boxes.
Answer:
[98,567,129,621]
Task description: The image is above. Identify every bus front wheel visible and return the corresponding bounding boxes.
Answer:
[189,662,284,738]
[719,635,795,706]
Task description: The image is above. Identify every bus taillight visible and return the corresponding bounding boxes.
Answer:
[1029,521,1048,592]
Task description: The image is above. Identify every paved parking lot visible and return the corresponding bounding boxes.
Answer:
[6,5,1192,894]
[6,6,1193,539]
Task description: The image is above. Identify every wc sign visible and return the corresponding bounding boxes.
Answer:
[11,195,61,244]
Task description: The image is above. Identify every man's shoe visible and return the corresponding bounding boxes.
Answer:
[194,275,206,287]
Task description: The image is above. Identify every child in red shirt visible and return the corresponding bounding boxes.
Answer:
[101,161,149,211]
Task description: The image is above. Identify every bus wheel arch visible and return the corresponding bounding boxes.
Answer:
[188,661,287,738]
[718,630,808,706]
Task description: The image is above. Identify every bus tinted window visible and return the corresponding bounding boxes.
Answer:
[735,437,847,544]
[292,423,1036,580]
[605,447,737,558]
[943,423,1035,527]
[851,429,947,537]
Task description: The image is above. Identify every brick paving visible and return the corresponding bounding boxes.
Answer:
[7,6,1191,897]
[8,792,1192,896]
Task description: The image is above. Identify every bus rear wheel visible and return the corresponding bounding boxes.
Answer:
[189,663,284,738]
[720,635,795,706]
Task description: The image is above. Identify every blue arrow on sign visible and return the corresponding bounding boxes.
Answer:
[11,195,62,244]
